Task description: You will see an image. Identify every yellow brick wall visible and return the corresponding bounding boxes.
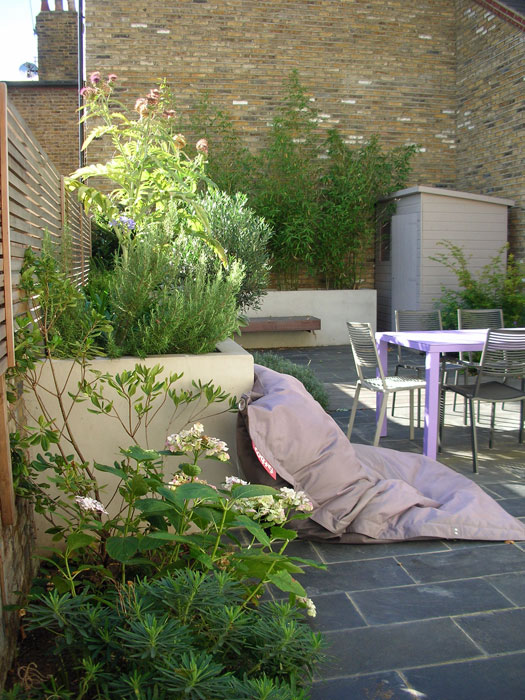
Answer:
[455,0,525,260]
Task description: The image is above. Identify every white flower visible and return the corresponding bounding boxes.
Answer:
[297,596,317,617]
[75,495,108,515]
[279,487,313,512]
[222,476,248,491]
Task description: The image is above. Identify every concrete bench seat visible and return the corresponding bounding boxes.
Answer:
[241,315,321,334]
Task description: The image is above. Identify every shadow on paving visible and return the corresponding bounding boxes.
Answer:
[253,346,525,700]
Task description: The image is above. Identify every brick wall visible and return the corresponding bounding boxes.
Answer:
[36,8,78,81]
[0,499,37,690]
[455,0,525,260]
[7,84,79,176]
[85,0,457,188]
[81,0,524,276]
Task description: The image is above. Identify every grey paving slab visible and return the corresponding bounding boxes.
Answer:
[312,539,450,564]
[307,592,365,632]
[259,346,525,696]
[310,671,409,700]
[320,618,480,677]
[486,571,525,605]
[350,578,512,625]
[397,543,525,583]
[403,652,525,700]
[455,607,525,654]
[297,557,413,596]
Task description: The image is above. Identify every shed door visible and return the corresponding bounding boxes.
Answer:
[391,213,420,327]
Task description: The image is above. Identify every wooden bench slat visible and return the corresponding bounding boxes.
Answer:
[241,315,321,333]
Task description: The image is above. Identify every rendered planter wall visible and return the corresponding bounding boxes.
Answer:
[237,289,377,348]
[22,340,254,546]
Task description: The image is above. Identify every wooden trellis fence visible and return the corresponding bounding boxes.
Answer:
[0,83,91,526]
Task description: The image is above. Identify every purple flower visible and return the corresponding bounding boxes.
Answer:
[89,71,101,85]
[107,73,118,83]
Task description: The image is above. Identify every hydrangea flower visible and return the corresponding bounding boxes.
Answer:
[297,596,317,617]
[75,495,108,515]
[165,423,230,462]
[222,476,248,490]
[279,487,313,512]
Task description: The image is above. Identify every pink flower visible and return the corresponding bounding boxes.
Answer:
[135,97,149,117]
[79,86,95,98]
[146,88,161,105]
[89,71,101,85]
[107,73,118,83]
[173,133,186,150]
[196,138,209,155]
[163,109,176,119]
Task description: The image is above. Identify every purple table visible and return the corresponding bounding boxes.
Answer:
[376,329,489,460]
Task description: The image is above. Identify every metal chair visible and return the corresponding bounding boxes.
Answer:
[346,322,426,445]
[440,328,525,472]
[392,309,463,423]
[457,308,505,418]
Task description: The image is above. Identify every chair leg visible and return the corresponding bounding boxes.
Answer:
[373,392,389,447]
[409,389,415,441]
[391,367,400,417]
[347,383,361,441]
[519,397,524,444]
[488,403,496,449]
[439,388,446,453]
[469,398,478,473]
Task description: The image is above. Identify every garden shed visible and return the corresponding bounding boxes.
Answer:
[375,186,515,330]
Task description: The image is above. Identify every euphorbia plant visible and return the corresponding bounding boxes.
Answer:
[67,71,225,263]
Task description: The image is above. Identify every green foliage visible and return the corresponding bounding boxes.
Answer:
[431,241,525,329]
[16,246,112,362]
[187,92,255,195]
[67,74,226,264]
[247,71,323,284]
[107,226,243,356]
[319,131,417,289]
[198,189,272,311]
[252,351,330,411]
[7,571,323,699]
[192,70,418,289]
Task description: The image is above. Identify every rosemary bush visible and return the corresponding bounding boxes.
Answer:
[106,227,243,356]
[252,351,330,411]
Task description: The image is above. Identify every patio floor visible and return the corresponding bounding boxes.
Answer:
[259,345,525,700]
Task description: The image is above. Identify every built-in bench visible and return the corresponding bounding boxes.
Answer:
[241,315,321,334]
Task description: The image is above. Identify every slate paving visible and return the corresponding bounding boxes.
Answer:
[256,345,525,700]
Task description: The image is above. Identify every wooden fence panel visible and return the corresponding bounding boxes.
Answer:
[0,84,91,525]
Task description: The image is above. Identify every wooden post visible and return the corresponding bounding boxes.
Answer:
[0,84,16,526]
[0,374,15,526]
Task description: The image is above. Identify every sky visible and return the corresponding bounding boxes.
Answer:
[0,0,78,82]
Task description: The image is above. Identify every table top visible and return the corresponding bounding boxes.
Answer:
[376,328,489,353]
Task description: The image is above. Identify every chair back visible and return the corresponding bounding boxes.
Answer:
[457,308,504,330]
[394,309,442,364]
[475,329,525,390]
[346,322,386,386]
[395,309,443,332]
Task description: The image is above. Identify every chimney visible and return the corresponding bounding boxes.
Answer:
[36,1,78,81]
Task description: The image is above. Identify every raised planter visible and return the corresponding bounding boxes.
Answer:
[236,289,377,348]
[21,339,254,546]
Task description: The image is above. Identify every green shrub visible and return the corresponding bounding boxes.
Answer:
[108,227,244,356]
[431,241,525,329]
[191,70,418,290]
[252,351,330,411]
[199,189,272,311]
[10,571,323,699]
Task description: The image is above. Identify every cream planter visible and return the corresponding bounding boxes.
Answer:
[23,340,254,546]
[237,289,377,348]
